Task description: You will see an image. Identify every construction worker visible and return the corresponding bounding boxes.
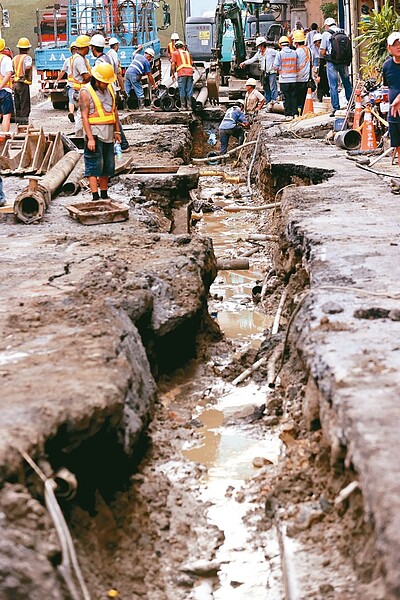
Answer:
[54,43,78,122]
[12,37,32,125]
[273,36,298,119]
[294,29,311,114]
[124,46,158,110]
[167,33,179,60]
[320,17,353,117]
[91,34,129,149]
[383,32,400,168]
[171,40,194,111]
[107,37,126,100]
[0,38,13,133]
[80,62,120,201]
[71,34,92,137]
[239,36,278,106]
[244,78,265,118]
[218,101,249,156]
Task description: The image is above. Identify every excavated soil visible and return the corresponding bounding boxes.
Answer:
[0,99,392,599]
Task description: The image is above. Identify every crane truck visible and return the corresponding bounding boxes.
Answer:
[35,0,169,109]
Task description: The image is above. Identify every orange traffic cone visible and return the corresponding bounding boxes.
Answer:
[353,89,362,130]
[360,105,377,151]
[302,87,314,115]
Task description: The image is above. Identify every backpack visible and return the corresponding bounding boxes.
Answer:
[328,29,352,66]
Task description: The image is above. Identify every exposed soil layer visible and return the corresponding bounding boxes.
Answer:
[0,100,398,599]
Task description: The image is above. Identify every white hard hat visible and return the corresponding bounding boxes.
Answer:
[90,34,106,47]
[324,17,336,26]
[171,32,179,40]
[108,37,119,46]
[313,33,323,42]
[246,77,257,86]
[144,47,155,57]
[255,36,267,46]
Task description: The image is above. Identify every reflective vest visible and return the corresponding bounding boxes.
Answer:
[0,55,12,89]
[71,54,91,90]
[222,107,236,125]
[67,55,75,84]
[13,54,32,84]
[167,42,174,55]
[85,83,116,125]
[176,50,192,72]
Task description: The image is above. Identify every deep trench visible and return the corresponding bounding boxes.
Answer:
[14,115,381,599]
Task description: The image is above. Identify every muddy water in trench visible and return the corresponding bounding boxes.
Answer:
[163,178,285,598]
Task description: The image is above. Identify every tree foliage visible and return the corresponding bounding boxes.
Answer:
[357,0,400,71]
[321,2,338,20]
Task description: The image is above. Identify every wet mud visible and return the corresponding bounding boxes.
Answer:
[0,98,396,599]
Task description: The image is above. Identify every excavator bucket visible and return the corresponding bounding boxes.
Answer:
[207,63,221,105]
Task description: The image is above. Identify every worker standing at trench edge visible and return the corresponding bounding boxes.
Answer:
[12,37,33,125]
[71,35,92,137]
[79,63,120,202]
[0,37,14,133]
[382,32,400,168]
[273,36,298,119]
[170,40,194,111]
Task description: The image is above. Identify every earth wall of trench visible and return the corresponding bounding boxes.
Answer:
[257,121,400,598]
[0,121,217,597]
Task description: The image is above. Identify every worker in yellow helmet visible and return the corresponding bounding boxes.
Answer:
[71,35,92,136]
[79,62,120,201]
[12,37,32,125]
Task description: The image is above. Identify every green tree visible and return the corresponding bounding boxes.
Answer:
[357,0,400,71]
[321,2,338,21]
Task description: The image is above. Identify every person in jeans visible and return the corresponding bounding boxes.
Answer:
[124,46,158,110]
[274,36,298,119]
[383,32,400,168]
[218,101,249,155]
[170,40,194,110]
[239,36,278,105]
[320,17,353,117]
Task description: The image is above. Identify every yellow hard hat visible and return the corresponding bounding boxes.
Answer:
[91,63,116,84]
[279,36,290,45]
[0,39,5,52]
[293,30,306,43]
[17,37,32,49]
[74,35,91,48]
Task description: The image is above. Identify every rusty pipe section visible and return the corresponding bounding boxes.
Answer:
[62,157,85,196]
[199,170,243,184]
[14,151,81,224]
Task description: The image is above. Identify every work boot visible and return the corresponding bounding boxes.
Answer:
[68,112,75,123]
[138,98,150,111]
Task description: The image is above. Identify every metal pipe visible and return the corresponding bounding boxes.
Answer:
[161,96,175,111]
[195,86,208,110]
[62,157,85,195]
[14,151,81,224]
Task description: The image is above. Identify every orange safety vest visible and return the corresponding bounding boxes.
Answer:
[280,55,297,75]
[176,50,192,72]
[297,46,310,70]
[13,54,32,84]
[167,42,174,55]
[0,54,12,89]
[85,83,116,125]
[71,54,91,90]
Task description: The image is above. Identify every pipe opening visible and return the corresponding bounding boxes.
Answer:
[20,196,40,216]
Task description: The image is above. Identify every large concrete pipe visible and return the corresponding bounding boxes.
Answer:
[161,96,175,111]
[62,157,85,195]
[196,86,208,111]
[14,150,81,224]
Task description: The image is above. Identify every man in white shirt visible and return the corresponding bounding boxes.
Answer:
[0,38,14,132]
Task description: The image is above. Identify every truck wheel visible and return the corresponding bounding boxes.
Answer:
[52,101,67,110]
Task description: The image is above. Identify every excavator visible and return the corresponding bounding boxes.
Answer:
[205,0,286,102]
